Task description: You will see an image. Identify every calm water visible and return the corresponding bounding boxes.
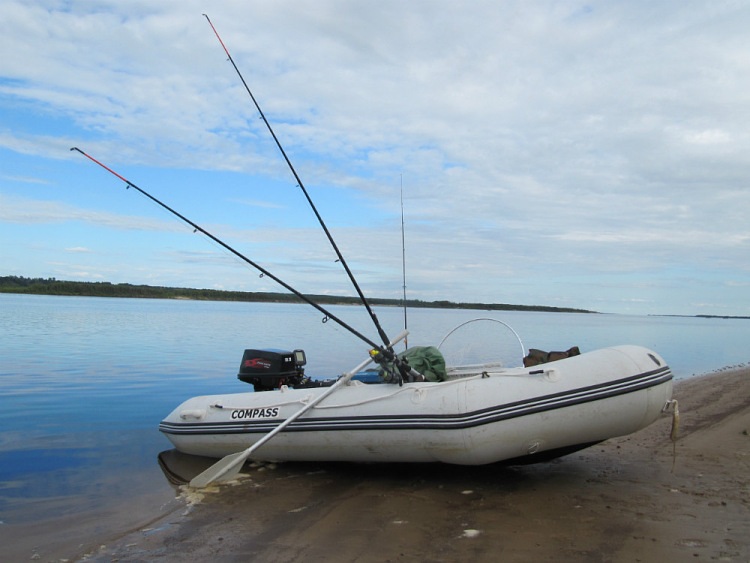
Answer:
[1,294,748,556]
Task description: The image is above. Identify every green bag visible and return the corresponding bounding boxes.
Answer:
[398,346,447,382]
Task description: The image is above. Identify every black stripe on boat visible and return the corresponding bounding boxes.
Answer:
[159,365,672,436]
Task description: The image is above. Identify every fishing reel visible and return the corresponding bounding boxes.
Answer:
[370,348,424,385]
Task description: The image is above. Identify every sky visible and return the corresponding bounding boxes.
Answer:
[1,1,749,317]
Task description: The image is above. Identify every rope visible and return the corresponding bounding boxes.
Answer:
[210,368,552,414]
[663,399,680,472]
[210,395,312,411]
[313,386,417,409]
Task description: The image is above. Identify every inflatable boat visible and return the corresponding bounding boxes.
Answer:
[159,343,673,467]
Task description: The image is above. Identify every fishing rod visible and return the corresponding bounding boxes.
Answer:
[202,14,392,350]
[70,146,386,356]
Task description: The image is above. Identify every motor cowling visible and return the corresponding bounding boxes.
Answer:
[238,348,306,391]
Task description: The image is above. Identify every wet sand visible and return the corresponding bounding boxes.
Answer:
[79,367,749,561]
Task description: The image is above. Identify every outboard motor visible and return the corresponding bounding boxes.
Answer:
[238,348,307,391]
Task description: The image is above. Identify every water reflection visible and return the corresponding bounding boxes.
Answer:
[157,449,216,486]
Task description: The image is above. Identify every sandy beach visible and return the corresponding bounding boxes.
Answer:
[71,367,750,562]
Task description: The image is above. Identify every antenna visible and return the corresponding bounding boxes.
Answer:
[400,175,408,350]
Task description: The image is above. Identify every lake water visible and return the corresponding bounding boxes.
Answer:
[1,293,748,558]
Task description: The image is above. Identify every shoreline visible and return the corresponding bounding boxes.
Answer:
[25,367,750,561]
[0,279,595,315]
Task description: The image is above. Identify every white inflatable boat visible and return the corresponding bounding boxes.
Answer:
[159,343,672,466]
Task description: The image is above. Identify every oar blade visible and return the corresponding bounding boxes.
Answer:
[189,450,250,488]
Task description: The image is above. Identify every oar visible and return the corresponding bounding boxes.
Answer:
[189,330,409,488]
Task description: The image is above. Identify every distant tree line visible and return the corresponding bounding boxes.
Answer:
[0,275,595,314]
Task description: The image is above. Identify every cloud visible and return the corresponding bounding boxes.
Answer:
[0,173,50,185]
[2,1,750,315]
[0,193,181,232]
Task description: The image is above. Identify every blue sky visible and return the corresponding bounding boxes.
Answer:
[1,1,749,316]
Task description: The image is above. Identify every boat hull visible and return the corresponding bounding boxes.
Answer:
[159,345,672,465]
